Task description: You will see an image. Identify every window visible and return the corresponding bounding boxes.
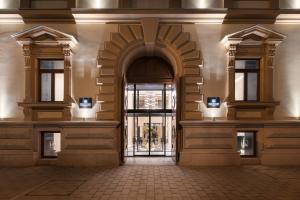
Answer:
[237,131,256,157]
[39,60,64,102]
[41,132,61,158]
[234,60,259,101]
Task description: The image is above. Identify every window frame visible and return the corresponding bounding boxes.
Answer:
[234,59,260,102]
[38,59,64,102]
[237,131,257,158]
[41,131,61,159]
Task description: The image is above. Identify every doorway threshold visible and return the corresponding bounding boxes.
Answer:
[125,157,175,166]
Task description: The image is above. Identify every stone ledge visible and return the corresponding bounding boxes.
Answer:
[0,145,31,150]
[180,120,300,128]
[0,121,121,128]
[185,144,232,149]
[0,133,30,139]
[65,134,114,139]
[268,133,300,138]
[185,133,232,139]
[266,144,300,149]
[65,144,114,150]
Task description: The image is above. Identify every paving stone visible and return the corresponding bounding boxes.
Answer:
[0,159,300,200]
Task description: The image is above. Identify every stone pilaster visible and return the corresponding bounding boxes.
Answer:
[226,44,237,103]
[63,44,72,104]
[263,44,277,102]
[22,45,33,103]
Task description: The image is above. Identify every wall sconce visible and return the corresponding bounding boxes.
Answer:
[198,60,204,68]
[197,78,204,91]
[195,60,204,113]
[195,100,202,112]
[97,101,104,111]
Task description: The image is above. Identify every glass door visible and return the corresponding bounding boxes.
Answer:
[124,83,176,157]
[149,114,165,156]
[135,113,150,156]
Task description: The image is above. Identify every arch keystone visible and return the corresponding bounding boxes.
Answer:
[141,18,159,46]
[97,23,204,120]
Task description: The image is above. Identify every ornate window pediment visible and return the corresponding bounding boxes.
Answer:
[12,26,78,121]
[223,25,285,46]
[12,25,78,48]
[222,25,285,120]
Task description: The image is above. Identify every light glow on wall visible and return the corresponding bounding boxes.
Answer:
[183,0,224,9]
[199,102,227,119]
[0,0,20,9]
[0,76,9,119]
[76,0,117,9]
[291,95,300,119]
[195,0,211,8]
[279,0,300,9]
[0,0,9,9]
[72,101,99,120]
[0,96,5,119]
[276,14,300,24]
[291,0,300,8]
[0,14,24,24]
[91,0,103,8]
[0,86,11,119]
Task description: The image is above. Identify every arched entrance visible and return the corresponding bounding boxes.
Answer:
[96,21,204,165]
[123,57,177,159]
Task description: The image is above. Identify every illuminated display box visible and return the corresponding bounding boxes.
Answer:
[79,97,93,108]
[207,97,220,108]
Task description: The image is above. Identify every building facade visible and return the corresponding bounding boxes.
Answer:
[1,0,300,167]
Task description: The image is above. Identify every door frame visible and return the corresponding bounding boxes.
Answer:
[121,82,180,163]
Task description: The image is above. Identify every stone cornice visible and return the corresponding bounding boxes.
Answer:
[2,8,300,24]
[0,121,121,128]
[226,101,280,108]
[180,120,300,128]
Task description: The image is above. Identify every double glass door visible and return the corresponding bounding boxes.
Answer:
[127,112,171,156]
[124,84,176,157]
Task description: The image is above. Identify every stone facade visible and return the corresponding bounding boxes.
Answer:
[1,0,300,167]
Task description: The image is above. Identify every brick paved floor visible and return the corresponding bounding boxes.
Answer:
[1,159,300,200]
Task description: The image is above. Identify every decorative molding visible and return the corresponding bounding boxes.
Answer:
[12,26,78,121]
[72,11,226,24]
[276,14,300,24]
[12,25,78,49]
[0,121,121,128]
[180,120,300,128]
[97,22,203,120]
[0,14,24,24]
[222,25,285,120]
[222,25,286,48]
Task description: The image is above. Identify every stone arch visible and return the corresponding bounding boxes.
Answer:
[96,21,203,120]
[126,56,174,83]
